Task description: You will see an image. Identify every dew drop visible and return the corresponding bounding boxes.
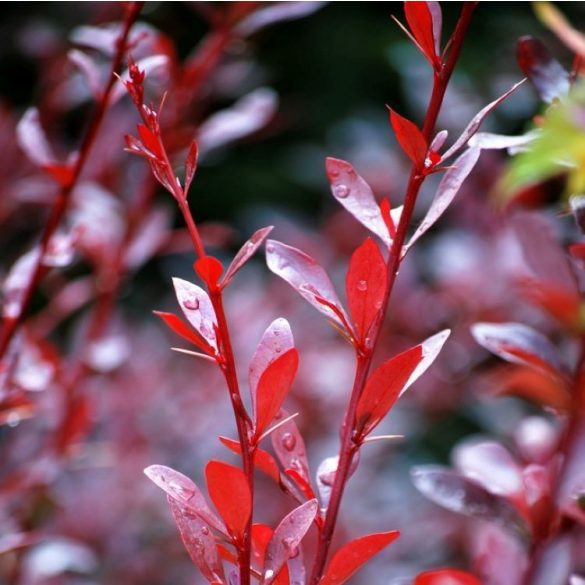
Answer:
[265,570,275,580]
[356,279,368,292]
[334,184,350,199]
[281,432,296,452]
[183,298,200,311]
[282,537,297,556]
[266,244,275,254]
[201,526,210,536]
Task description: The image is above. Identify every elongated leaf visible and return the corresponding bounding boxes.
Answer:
[264,500,318,584]
[346,238,387,343]
[173,278,218,353]
[405,2,437,65]
[517,36,569,104]
[442,80,525,160]
[144,465,225,533]
[168,497,226,583]
[415,569,482,585]
[154,311,215,355]
[320,531,400,585]
[249,318,294,410]
[184,140,199,196]
[255,348,299,438]
[468,131,538,151]
[534,2,585,59]
[389,109,428,167]
[221,226,274,287]
[325,157,391,246]
[355,346,422,439]
[471,322,563,376]
[219,436,281,484]
[411,466,530,541]
[271,409,312,485]
[266,240,349,330]
[407,147,480,249]
[427,2,442,55]
[206,461,251,542]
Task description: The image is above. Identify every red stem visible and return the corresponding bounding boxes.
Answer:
[0,2,144,361]
[308,4,477,583]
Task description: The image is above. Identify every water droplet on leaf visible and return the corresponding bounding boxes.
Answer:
[334,184,350,199]
[282,432,296,451]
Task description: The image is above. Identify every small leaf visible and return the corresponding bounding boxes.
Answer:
[517,36,569,104]
[346,238,387,344]
[221,226,274,288]
[184,140,199,196]
[249,318,294,411]
[411,465,530,541]
[144,465,226,533]
[173,278,218,353]
[68,49,101,99]
[206,461,251,542]
[254,348,299,438]
[154,311,215,355]
[320,530,400,585]
[266,240,349,330]
[427,2,442,55]
[325,157,391,247]
[16,108,57,169]
[168,497,226,583]
[389,109,428,167]
[219,436,281,484]
[415,568,482,585]
[264,499,318,584]
[195,256,224,290]
[441,80,525,160]
[407,147,480,250]
[471,322,563,377]
[404,2,437,65]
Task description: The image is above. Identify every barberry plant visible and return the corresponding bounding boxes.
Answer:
[125,3,531,584]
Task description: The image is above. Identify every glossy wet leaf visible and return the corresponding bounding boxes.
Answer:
[320,530,400,585]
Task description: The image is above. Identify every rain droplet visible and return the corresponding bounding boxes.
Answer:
[356,280,367,292]
[266,244,275,253]
[282,432,296,451]
[334,184,350,199]
[201,526,210,535]
[282,537,298,557]
[265,570,275,580]
[183,298,200,311]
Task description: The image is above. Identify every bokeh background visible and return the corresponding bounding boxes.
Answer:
[1,2,584,584]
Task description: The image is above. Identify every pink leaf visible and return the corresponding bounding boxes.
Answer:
[144,465,226,534]
[427,2,443,55]
[442,80,525,160]
[249,318,294,411]
[221,226,274,288]
[172,278,218,353]
[411,466,530,540]
[325,157,391,247]
[316,455,358,509]
[206,461,251,542]
[320,531,400,585]
[184,140,199,196]
[471,322,563,377]
[517,37,570,104]
[254,348,299,438]
[68,49,102,99]
[168,497,226,583]
[235,2,327,36]
[16,108,56,169]
[346,238,387,344]
[415,569,482,585]
[263,499,318,584]
[389,109,427,167]
[468,131,538,151]
[404,2,438,65]
[266,240,349,330]
[407,147,480,250]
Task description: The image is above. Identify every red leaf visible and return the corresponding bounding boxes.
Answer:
[137,123,161,157]
[325,157,391,247]
[221,226,274,288]
[195,256,224,290]
[320,531,400,585]
[219,436,281,484]
[266,240,349,330]
[346,238,387,344]
[254,348,299,438]
[517,36,570,104]
[471,322,563,377]
[144,465,226,534]
[168,497,226,583]
[173,278,219,353]
[355,330,450,439]
[249,318,294,411]
[206,461,251,542]
[389,109,427,167]
[154,311,215,355]
[184,139,199,195]
[415,568,482,585]
[379,198,396,240]
[263,499,318,584]
[404,2,437,65]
